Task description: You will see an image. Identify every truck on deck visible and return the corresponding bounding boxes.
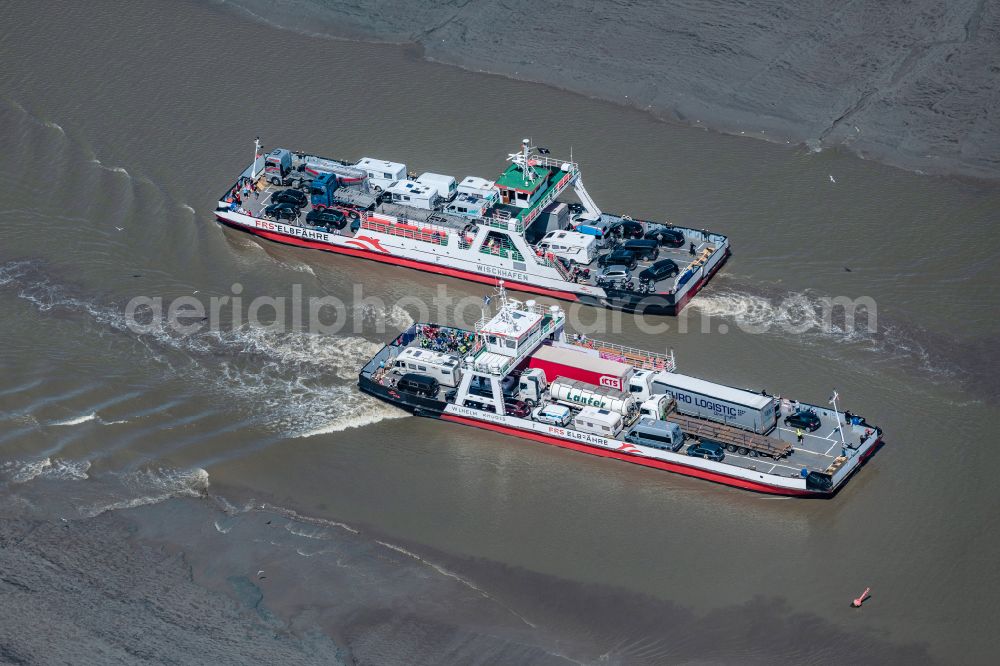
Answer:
[549,377,638,421]
[528,344,634,391]
[651,371,777,434]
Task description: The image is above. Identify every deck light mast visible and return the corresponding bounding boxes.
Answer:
[250,137,262,181]
[830,389,847,451]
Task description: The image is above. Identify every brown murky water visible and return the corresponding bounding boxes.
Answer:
[1,1,999,662]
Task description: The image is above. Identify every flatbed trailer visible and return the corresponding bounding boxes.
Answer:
[666,406,793,459]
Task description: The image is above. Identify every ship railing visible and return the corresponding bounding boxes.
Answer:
[565,335,677,372]
[520,168,576,230]
[481,209,524,234]
[514,154,578,173]
[534,250,573,280]
[361,212,450,246]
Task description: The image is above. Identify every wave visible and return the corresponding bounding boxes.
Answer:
[284,523,332,540]
[50,412,97,426]
[0,260,402,437]
[686,286,976,385]
[87,159,131,178]
[295,399,408,437]
[688,288,875,345]
[2,457,92,483]
[181,204,196,214]
[80,466,209,518]
[375,539,537,628]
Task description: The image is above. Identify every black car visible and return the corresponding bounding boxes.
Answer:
[621,239,659,261]
[272,188,308,208]
[396,373,440,398]
[263,202,300,221]
[784,409,822,432]
[597,249,638,270]
[687,439,725,461]
[638,259,680,283]
[306,208,347,230]
[608,219,644,239]
[644,225,686,247]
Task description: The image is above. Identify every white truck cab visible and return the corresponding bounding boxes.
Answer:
[517,367,548,405]
[639,394,671,420]
[627,369,657,402]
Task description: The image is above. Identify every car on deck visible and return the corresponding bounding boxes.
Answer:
[597,249,638,270]
[638,259,680,283]
[505,400,531,418]
[596,266,631,288]
[644,225,686,247]
[687,439,725,461]
[263,202,300,221]
[306,208,347,230]
[608,219,644,239]
[621,239,660,261]
[272,188,309,208]
[784,409,822,432]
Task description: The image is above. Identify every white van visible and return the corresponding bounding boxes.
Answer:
[394,347,462,387]
[572,406,623,437]
[537,230,597,265]
[533,403,572,427]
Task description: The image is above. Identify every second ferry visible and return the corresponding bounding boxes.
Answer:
[216,139,730,314]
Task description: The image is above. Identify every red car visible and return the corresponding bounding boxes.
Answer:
[505,400,531,418]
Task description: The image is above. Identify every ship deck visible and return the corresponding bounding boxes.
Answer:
[361,324,877,481]
[228,179,721,296]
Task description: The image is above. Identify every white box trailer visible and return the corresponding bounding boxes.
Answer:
[394,347,462,387]
[651,372,777,434]
[549,378,638,419]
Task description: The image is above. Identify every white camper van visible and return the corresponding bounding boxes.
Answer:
[393,347,462,387]
[537,230,598,265]
[354,157,407,192]
[572,407,623,437]
[386,179,440,210]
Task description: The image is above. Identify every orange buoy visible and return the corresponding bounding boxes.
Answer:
[851,587,871,608]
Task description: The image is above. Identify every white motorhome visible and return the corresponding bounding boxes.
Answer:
[386,179,440,210]
[537,230,598,265]
[456,176,498,203]
[416,173,458,201]
[393,347,462,387]
[573,407,623,437]
[354,157,407,192]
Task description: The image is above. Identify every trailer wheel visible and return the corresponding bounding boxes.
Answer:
[749,449,759,458]
[525,399,536,408]
[738,447,750,456]
[270,176,280,186]
[726,444,737,453]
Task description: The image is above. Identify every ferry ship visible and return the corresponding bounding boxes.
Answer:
[358,284,883,496]
[215,139,730,314]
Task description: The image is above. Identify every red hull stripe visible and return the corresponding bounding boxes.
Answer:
[439,413,818,496]
[219,217,582,302]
